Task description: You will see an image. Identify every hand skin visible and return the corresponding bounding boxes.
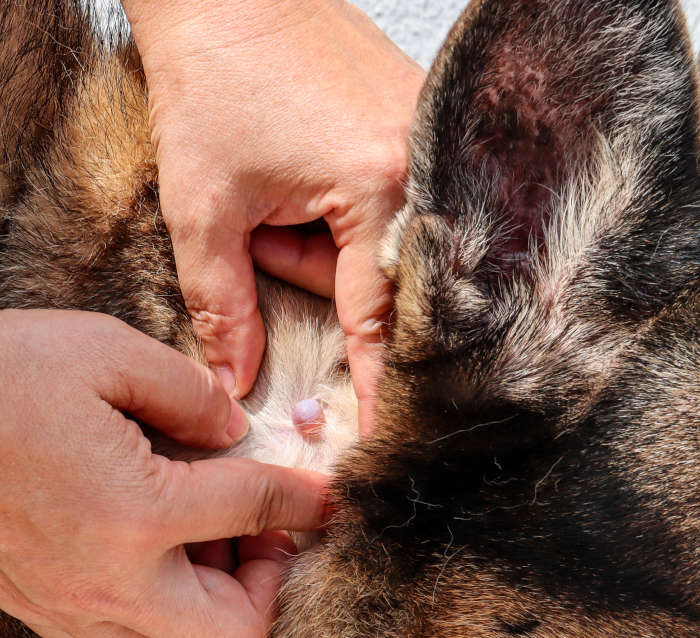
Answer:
[0,310,326,637]
[121,0,426,433]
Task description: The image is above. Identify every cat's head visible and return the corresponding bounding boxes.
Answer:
[275,1,699,636]
[378,0,699,447]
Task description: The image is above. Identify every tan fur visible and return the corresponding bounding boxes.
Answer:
[0,1,698,637]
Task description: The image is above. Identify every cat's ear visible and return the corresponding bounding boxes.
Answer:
[382,0,699,356]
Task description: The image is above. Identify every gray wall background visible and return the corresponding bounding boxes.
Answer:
[350,0,700,68]
[96,2,700,68]
[352,0,465,68]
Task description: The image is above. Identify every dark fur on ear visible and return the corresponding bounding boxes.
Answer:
[273,1,699,636]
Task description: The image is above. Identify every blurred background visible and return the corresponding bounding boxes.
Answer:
[94,1,700,68]
[350,0,700,68]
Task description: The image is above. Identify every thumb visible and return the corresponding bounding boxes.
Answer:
[158,164,266,399]
[151,458,328,546]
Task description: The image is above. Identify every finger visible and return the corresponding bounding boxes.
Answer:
[333,234,393,436]
[186,539,236,573]
[161,180,266,398]
[126,555,265,637]
[152,458,328,545]
[193,562,278,634]
[250,226,337,299]
[237,530,297,563]
[92,316,249,446]
[121,548,279,637]
[234,559,285,625]
[346,335,384,437]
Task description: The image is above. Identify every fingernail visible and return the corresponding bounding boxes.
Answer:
[212,364,238,397]
[226,400,249,443]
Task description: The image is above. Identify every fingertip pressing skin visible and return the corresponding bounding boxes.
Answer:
[225,396,251,443]
[156,172,267,399]
[179,252,266,400]
[99,321,249,449]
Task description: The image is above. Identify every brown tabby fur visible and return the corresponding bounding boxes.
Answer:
[1,0,698,636]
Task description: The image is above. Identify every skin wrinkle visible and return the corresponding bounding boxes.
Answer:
[0,0,698,636]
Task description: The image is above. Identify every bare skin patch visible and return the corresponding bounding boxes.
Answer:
[465,4,615,276]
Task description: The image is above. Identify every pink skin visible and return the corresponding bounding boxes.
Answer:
[292,399,325,439]
[188,401,325,573]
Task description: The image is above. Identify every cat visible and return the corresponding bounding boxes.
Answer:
[1,0,698,636]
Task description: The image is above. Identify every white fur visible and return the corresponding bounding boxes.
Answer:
[232,277,358,474]
[166,276,360,481]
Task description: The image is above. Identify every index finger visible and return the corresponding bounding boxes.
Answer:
[332,224,394,436]
[89,314,249,448]
[158,166,266,399]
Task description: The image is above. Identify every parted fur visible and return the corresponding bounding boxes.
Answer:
[0,0,698,637]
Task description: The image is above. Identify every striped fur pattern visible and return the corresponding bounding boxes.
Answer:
[274,0,700,636]
[0,0,698,636]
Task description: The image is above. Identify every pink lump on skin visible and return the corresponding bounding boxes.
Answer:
[292,398,325,439]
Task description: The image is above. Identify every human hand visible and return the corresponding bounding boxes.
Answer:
[122,0,425,433]
[0,310,326,637]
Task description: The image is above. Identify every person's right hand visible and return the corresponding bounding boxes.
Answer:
[122,0,426,435]
[0,309,326,637]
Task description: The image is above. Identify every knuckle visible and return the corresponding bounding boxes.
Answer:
[189,305,258,343]
[245,469,284,536]
[166,207,204,241]
[84,437,164,551]
[87,312,132,343]
[101,408,150,464]
[114,505,162,554]
[164,182,234,238]
[91,511,155,562]
[80,315,137,382]
[189,309,238,342]
[139,458,195,542]
[378,136,410,186]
